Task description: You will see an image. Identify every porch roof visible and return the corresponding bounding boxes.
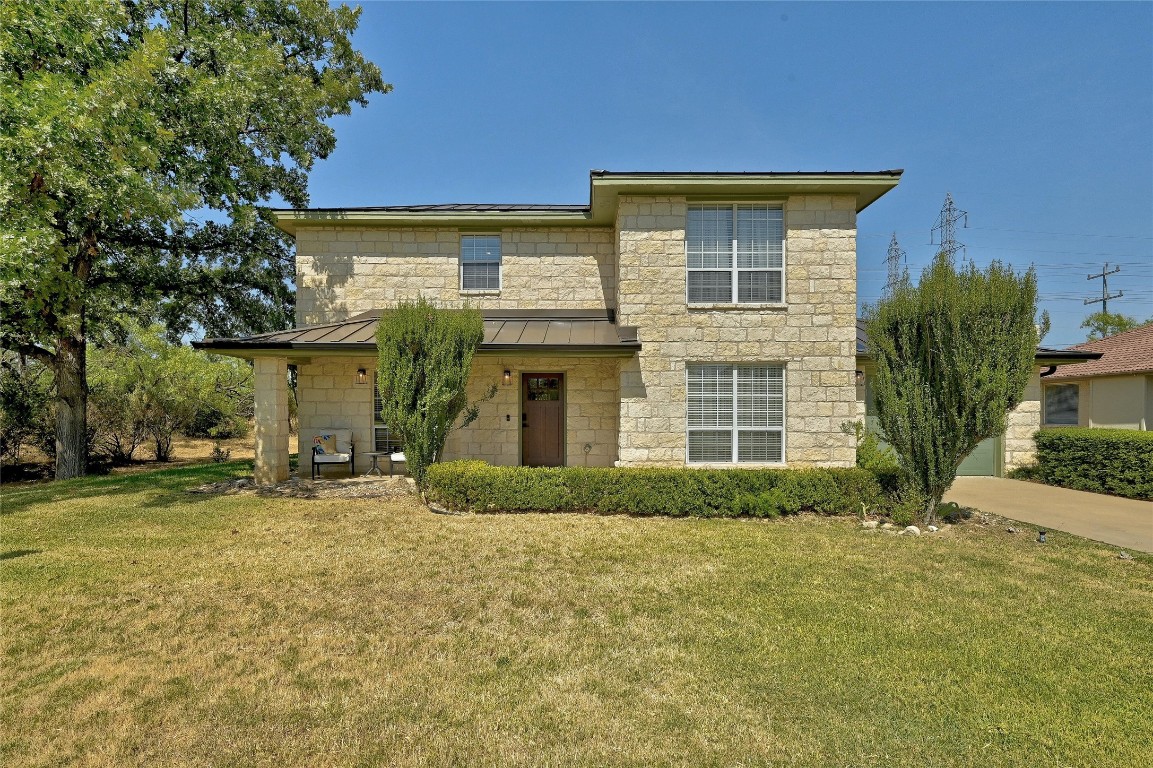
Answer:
[193,310,642,358]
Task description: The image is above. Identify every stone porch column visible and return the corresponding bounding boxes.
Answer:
[253,356,290,484]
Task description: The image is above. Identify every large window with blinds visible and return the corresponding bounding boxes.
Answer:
[686,204,784,304]
[373,374,404,453]
[687,364,785,463]
[460,234,501,292]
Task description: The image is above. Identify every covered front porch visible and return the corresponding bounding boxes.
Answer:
[195,310,640,484]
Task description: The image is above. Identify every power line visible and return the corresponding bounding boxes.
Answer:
[930,193,967,260]
[1085,262,1124,313]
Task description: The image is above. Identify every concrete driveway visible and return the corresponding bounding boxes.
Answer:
[945,477,1153,553]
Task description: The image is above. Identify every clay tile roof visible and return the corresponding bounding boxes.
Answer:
[1045,324,1153,381]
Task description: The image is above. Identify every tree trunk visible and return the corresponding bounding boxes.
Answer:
[54,333,88,479]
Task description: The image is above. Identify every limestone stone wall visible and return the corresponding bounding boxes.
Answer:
[442,355,621,467]
[295,226,615,324]
[253,357,290,484]
[296,356,378,476]
[615,195,859,467]
[1004,371,1042,471]
[297,354,621,473]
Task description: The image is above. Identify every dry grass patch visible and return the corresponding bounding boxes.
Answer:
[2,463,1152,767]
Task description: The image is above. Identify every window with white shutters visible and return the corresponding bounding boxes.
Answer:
[687,364,785,463]
[687,204,784,304]
[460,234,501,292]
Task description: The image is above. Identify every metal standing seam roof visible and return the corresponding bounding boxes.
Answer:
[854,319,1103,365]
[193,310,641,355]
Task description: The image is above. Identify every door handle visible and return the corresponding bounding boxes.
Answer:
[521,413,528,428]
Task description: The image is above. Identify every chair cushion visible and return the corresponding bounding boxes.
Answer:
[390,452,406,462]
[313,429,354,456]
[314,452,351,463]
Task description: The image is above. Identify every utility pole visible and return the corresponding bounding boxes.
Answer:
[1085,262,1123,313]
[930,192,968,262]
[884,232,905,296]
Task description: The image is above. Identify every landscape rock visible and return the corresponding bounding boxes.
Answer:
[880,523,895,530]
[1118,551,1133,560]
[927,525,939,533]
[861,520,879,529]
[903,525,921,536]
[1006,526,1018,534]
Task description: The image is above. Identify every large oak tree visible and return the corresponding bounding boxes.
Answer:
[0,0,388,477]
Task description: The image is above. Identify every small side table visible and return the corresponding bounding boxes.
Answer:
[363,451,387,477]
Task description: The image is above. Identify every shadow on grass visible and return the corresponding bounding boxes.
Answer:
[0,460,268,516]
[0,549,42,561]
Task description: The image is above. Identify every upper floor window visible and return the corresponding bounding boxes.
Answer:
[1044,383,1079,426]
[460,234,501,292]
[687,204,784,304]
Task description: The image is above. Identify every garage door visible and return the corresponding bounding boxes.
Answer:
[957,436,1001,476]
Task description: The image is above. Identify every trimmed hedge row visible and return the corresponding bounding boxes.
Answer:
[1033,428,1153,500]
[424,461,888,518]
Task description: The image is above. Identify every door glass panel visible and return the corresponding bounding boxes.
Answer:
[526,377,561,401]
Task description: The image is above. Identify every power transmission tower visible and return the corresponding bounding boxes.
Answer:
[930,192,968,262]
[1085,262,1123,313]
[884,232,905,295]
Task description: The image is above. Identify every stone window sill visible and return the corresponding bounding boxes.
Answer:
[687,303,788,311]
[686,462,788,469]
[459,290,501,296]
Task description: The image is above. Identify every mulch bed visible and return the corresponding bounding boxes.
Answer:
[187,475,416,499]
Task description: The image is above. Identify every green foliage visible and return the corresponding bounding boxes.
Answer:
[375,300,489,488]
[1080,311,1152,341]
[424,462,888,518]
[88,324,253,462]
[841,420,900,472]
[0,0,388,477]
[1033,428,1153,500]
[0,355,52,463]
[863,253,1039,523]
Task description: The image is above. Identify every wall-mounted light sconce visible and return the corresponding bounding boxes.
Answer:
[503,369,512,386]
[356,368,368,385]
[855,370,865,386]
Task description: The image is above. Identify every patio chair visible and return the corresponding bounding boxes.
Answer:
[311,429,354,479]
[389,450,407,477]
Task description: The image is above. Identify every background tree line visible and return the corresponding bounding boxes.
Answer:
[1,324,255,473]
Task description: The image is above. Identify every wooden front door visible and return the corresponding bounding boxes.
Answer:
[521,373,564,467]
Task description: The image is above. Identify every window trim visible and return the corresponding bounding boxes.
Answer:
[1043,382,1080,426]
[459,232,502,294]
[685,203,786,306]
[685,362,787,465]
[372,372,403,453]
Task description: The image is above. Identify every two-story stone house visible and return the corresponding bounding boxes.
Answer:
[198,170,906,483]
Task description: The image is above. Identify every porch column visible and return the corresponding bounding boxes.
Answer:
[253,356,290,485]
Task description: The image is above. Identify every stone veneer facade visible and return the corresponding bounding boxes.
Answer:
[290,191,871,472]
[295,227,615,323]
[615,195,858,466]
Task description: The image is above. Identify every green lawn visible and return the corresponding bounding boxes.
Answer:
[2,464,1151,767]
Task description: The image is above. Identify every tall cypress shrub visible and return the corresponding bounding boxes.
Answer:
[864,253,1039,522]
[374,299,487,488]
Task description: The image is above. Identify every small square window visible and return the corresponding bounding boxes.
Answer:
[460,235,501,292]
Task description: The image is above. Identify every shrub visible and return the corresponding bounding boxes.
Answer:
[1033,428,1153,500]
[424,462,889,518]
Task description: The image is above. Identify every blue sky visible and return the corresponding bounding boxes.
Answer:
[305,1,1152,347]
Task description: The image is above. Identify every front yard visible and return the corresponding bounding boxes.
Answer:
[2,464,1151,766]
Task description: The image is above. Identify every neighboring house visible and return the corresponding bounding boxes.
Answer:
[854,322,1102,477]
[1039,324,1153,431]
[197,169,908,483]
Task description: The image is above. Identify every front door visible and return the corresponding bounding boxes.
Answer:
[522,373,564,466]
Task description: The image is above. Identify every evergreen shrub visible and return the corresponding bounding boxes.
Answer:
[1033,428,1153,500]
[424,462,890,518]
